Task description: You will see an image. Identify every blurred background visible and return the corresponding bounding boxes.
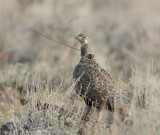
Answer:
[1,1,160,133]
[0,0,160,91]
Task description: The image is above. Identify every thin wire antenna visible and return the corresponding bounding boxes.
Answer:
[28,27,80,51]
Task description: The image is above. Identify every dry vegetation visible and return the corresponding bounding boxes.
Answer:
[0,0,160,134]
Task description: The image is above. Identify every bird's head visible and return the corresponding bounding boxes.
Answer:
[75,33,90,46]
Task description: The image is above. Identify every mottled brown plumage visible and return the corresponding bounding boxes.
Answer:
[73,34,126,123]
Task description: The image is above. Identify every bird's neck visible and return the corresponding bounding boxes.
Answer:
[81,44,91,57]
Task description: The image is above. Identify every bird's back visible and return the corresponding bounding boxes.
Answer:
[73,55,119,108]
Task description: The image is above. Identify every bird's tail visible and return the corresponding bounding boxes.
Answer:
[105,97,127,121]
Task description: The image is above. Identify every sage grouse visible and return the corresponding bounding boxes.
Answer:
[73,34,126,123]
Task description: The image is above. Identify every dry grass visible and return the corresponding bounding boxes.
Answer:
[0,65,160,135]
[0,0,160,134]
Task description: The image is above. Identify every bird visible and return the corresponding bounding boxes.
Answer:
[73,33,126,124]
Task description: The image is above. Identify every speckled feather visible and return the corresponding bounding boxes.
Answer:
[73,54,123,111]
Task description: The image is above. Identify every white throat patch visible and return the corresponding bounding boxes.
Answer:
[84,39,89,44]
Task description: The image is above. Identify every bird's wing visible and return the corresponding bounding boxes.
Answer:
[82,59,116,99]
